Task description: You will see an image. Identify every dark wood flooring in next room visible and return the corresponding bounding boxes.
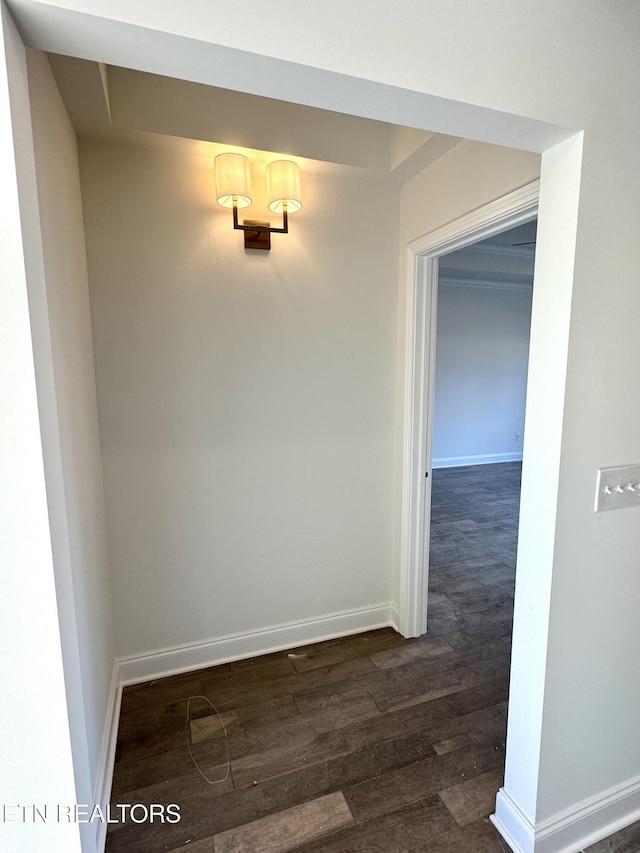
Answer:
[106,463,640,853]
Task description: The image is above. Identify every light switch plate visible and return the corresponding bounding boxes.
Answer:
[594,465,640,512]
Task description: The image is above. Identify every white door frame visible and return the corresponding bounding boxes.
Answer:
[398,179,540,638]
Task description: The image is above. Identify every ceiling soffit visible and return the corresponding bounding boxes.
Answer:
[48,54,462,180]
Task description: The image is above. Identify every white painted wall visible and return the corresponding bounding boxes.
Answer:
[398,141,542,246]
[79,139,399,659]
[25,48,115,824]
[4,1,640,849]
[432,282,532,467]
[0,8,81,852]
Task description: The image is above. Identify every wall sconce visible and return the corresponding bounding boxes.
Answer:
[214,153,302,251]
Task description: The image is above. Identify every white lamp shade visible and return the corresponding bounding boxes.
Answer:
[266,160,302,214]
[214,152,252,208]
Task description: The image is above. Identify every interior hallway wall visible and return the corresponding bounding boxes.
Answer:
[25,51,116,811]
[0,11,83,852]
[79,139,399,659]
[432,281,532,467]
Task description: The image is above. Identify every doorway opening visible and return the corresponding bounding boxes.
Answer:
[397,182,539,836]
[428,217,536,676]
[398,180,539,639]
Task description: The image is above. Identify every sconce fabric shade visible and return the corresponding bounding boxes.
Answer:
[266,160,302,214]
[214,152,252,208]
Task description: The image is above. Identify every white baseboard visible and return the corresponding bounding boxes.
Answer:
[93,661,122,853]
[433,451,523,469]
[390,602,400,632]
[492,789,535,852]
[492,777,640,853]
[117,602,396,686]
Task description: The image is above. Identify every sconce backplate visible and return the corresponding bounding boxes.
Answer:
[243,220,271,251]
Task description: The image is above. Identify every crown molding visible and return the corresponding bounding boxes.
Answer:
[438,275,533,292]
[459,241,536,259]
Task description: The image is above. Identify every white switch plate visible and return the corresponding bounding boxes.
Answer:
[594,464,640,512]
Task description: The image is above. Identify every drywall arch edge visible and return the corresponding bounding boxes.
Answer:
[6,0,573,154]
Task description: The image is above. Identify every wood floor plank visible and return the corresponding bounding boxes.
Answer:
[343,743,504,823]
[200,656,377,712]
[375,665,485,713]
[231,729,350,789]
[438,768,504,826]
[403,818,511,852]
[369,636,455,669]
[296,691,381,734]
[111,744,211,799]
[227,714,315,761]
[115,699,191,762]
[288,629,404,673]
[222,695,300,738]
[288,795,455,853]
[165,839,214,853]
[429,707,506,755]
[211,792,354,853]
[106,727,440,852]
[339,680,509,753]
[119,673,206,715]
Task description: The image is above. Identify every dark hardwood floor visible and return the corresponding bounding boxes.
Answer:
[105,463,638,853]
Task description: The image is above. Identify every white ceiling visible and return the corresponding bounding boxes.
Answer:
[46,52,536,287]
[46,53,462,181]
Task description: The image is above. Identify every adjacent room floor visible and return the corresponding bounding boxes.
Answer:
[105,463,639,853]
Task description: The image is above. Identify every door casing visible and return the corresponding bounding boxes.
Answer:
[398,179,540,638]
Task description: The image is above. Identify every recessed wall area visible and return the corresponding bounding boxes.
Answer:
[79,138,401,658]
[21,43,540,848]
[21,41,539,852]
[54,58,542,668]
